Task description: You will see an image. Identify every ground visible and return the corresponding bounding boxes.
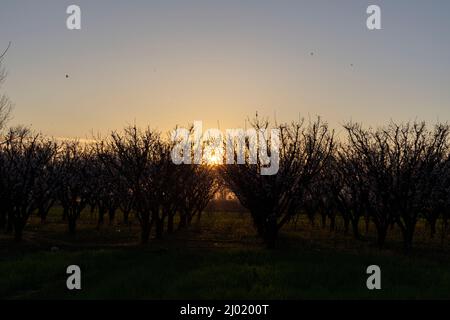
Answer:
[1,209,450,299]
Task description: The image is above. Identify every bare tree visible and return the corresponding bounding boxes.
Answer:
[344,122,450,250]
[221,117,334,247]
[88,148,120,228]
[0,42,13,130]
[334,143,371,240]
[55,141,92,235]
[0,127,57,241]
[99,126,163,243]
[177,165,218,229]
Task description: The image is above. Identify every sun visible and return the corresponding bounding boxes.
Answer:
[206,151,223,165]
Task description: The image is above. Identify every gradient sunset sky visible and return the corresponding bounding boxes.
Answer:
[1,0,449,138]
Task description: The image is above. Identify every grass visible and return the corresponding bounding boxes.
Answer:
[2,246,450,299]
[1,209,450,299]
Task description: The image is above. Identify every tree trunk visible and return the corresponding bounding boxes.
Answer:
[187,210,195,225]
[441,216,449,246]
[365,216,370,235]
[343,217,350,234]
[141,222,151,244]
[39,206,47,224]
[167,213,174,234]
[376,225,388,248]
[68,217,77,235]
[401,222,416,252]
[140,213,152,244]
[178,212,188,229]
[429,218,437,239]
[108,208,116,225]
[89,204,96,220]
[351,218,363,241]
[123,209,130,225]
[97,206,106,227]
[62,206,68,221]
[14,219,24,242]
[0,212,5,230]
[6,210,14,233]
[155,216,164,239]
[321,212,327,228]
[329,215,336,232]
[263,218,279,249]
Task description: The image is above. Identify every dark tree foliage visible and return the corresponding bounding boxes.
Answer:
[342,122,450,249]
[0,116,448,251]
[0,127,56,240]
[55,141,92,235]
[96,126,217,243]
[221,117,335,247]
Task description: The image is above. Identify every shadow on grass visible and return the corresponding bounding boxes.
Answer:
[1,245,450,299]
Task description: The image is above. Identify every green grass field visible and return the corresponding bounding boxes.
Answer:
[1,210,450,299]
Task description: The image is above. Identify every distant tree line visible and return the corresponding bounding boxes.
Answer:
[0,126,217,243]
[0,118,448,251]
[220,118,450,250]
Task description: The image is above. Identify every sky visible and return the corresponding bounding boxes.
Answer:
[0,0,449,138]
